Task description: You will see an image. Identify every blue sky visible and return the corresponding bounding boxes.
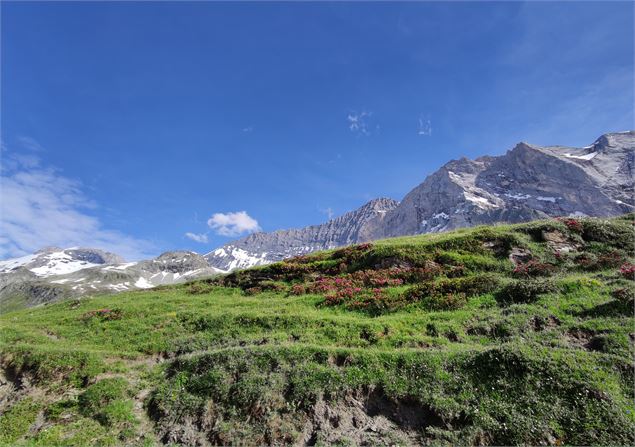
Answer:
[1,1,633,260]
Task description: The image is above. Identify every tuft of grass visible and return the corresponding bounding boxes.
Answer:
[78,378,136,429]
[0,397,41,444]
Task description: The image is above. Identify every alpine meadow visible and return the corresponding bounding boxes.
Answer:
[1,1,634,446]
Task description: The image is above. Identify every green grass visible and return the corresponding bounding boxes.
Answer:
[0,215,634,445]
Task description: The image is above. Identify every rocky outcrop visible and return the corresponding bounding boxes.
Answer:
[204,198,399,271]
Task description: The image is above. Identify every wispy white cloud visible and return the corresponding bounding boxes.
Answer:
[242,126,254,133]
[16,136,45,152]
[184,232,209,243]
[417,114,432,136]
[347,111,375,136]
[207,211,261,237]
[320,207,334,220]
[0,148,155,261]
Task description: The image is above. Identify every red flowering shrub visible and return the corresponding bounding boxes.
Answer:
[308,267,412,314]
[573,254,594,269]
[332,243,374,262]
[557,217,583,233]
[284,254,312,264]
[350,269,404,287]
[81,308,123,322]
[574,251,625,271]
[244,287,262,296]
[289,284,307,295]
[445,264,467,278]
[512,260,556,277]
[393,264,444,282]
[619,263,635,280]
[596,251,626,269]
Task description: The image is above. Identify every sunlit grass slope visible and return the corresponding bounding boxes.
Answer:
[1,215,634,446]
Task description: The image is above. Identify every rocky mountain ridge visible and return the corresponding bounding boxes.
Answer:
[204,197,399,271]
[206,131,634,267]
[1,131,633,309]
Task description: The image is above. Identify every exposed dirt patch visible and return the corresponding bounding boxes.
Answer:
[530,315,561,331]
[567,328,607,351]
[373,257,415,270]
[299,388,446,446]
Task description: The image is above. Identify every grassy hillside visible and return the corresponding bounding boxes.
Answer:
[0,215,634,446]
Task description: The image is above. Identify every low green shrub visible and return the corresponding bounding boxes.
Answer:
[580,218,635,249]
[4,346,104,387]
[406,274,500,304]
[496,279,558,304]
[420,292,468,311]
[78,378,136,429]
[0,397,41,444]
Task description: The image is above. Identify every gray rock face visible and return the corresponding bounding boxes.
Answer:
[204,198,399,271]
[205,131,634,270]
[137,251,211,274]
[373,131,634,238]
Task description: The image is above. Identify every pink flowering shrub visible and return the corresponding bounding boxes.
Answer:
[557,217,584,233]
[574,251,626,271]
[512,259,556,277]
[289,284,307,296]
[306,268,410,313]
[595,251,626,269]
[331,242,374,263]
[619,263,635,280]
[81,308,123,322]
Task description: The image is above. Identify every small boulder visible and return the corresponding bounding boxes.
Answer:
[508,247,532,266]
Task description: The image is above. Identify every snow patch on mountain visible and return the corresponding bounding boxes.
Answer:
[564,152,598,161]
[0,253,38,273]
[29,251,102,277]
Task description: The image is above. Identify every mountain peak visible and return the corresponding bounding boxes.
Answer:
[360,197,399,212]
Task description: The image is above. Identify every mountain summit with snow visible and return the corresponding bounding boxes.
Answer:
[1,131,633,309]
[204,131,634,267]
[0,249,222,310]
[372,131,633,239]
[0,247,124,277]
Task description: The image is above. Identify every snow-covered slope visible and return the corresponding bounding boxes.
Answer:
[0,250,223,310]
[0,247,124,277]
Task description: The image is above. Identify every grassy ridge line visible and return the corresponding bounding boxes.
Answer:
[0,215,633,445]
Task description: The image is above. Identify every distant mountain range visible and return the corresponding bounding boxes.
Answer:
[204,131,634,269]
[1,131,633,309]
